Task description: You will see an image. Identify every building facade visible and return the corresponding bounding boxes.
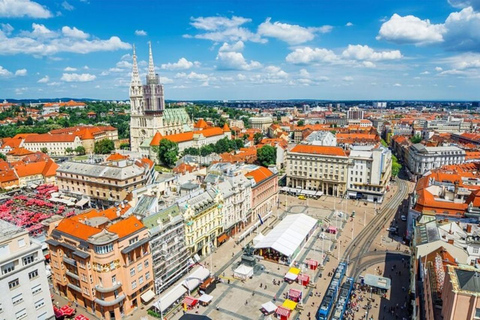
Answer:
[347,107,365,120]
[407,144,466,176]
[347,146,392,203]
[56,158,155,207]
[45,209,154,320]
[286,145,350,197]
[248,116,273,132]
[0,220,54,320]
[180,189,223,257]
[442,265,480,320]
[246,166,278,222]
[141,204,190,294]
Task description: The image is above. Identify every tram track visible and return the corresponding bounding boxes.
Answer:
[341,179,409,278]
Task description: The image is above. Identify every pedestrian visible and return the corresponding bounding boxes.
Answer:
[260,283,263,288]
[265,285,267,290]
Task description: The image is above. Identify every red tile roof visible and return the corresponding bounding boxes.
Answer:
[24,133,77,143]
[194,119,208,129]
[245,166,274,184]
[106,153,129,161]
[150,131,163,146]
[290,145,347,157]
[107,215,144,239]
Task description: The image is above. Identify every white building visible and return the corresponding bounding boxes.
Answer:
[212,165,252,237]
[304,131,337,146]
[373,102,387,108]
[347,146,392,203]
[407,144,466,176]
[0,220,54,320]
[248,116,273,132]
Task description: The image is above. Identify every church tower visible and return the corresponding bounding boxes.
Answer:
[129,42,165,152]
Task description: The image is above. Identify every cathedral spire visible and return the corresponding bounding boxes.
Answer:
[130,44,141,86]
[147,41,156,81]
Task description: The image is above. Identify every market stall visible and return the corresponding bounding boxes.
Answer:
[275,306,291,320]
[306,259,318,270]
[199,294,213,306]
[284,267,301,283]
[183,296,198,310]
[233,264,254,280]
[287,288,302,302]
[297,274,310,286]
[261,301,277,315]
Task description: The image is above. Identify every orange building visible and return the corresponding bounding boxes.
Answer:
[245,166,278,223]
[44,206,154,320]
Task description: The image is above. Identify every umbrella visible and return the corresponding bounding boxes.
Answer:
[74,315,89,320]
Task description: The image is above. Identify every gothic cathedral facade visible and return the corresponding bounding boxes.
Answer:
[129,43,192,152]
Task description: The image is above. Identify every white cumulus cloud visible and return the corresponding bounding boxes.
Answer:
[61,73,96,82]
[64,66,77,71]
[343,76,354,82]
[342,44,402,61]
[135,30,147,36]
[1,23,13,35]
[285,47,338,65]
[257,18,332,45]
[61,1,74,11]
[216,51,262,70]
[37,75,49,83]
[62,26,89,39]
[346,22,354,27]
[377,13,445,45]
[15,69,27,76]
[161,58,199,70]
[0,0,52,18]
[219,41,244,52]
[0,66,12,77]
[175,71,209,81]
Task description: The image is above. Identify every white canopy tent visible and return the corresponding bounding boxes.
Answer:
[261,301,277,313]
[199,294,213,304]
[233,264,254,280]
[253,233,265,246]
[154,284,187,313]
[183,266,210,291]
[254,214,317,263]
[284,272,298,281]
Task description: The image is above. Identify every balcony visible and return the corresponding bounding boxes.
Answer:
[66,270,80,280]
[67,283,82,293]
[95,282,122,293]
[62,256,77,267]
[94,294,125,307]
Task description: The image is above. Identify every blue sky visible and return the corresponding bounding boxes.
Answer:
[1,0,480,101]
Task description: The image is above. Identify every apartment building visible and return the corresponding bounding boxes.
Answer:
[56,158,155,207]
[180,188,223,257]
[347,146,392,203]
[44,208,154,320]
[286,145,350,197]
[140,203,190,294]
[407,144,466,176]
[22,134,83,156]
[0,220,54,320]
[442,265,480,320]
[245,166,278,222]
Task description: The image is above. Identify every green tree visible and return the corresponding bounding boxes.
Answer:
[65,147,73,155]
[0,153,6,161]
[158,139,179,167]
[410,135,422,143]
[200,144,215,157]
[257,145,277,167]
[214,138,230,154]
[183,147,200,156]
[392,154,402,177]
[119,143,130,150]
[253,132,263,145]
[75,146,86,155]
[40,147,48,154]
[94,139,115,154]
[297,120,305,126]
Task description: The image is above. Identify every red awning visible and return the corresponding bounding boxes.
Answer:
[183,296,198,307]
[217,233,229,243]
[276,306,291,317]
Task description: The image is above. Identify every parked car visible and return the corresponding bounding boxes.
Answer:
[298,195,307,200]
[401,215,407,221]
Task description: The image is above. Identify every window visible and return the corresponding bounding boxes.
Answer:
[130,267,135,276]
[137,263,143,272]
[144,260,149,269]
[35,299,45,309]
[9,278,19,289]
[32,284,42,295]
[131,280,137,290]
[37,312,48,320]
[94,244,113,254]
[145,271,150,280]
[23,255,35,265]
[15,308,27,320]
[475,308,480,319]
[2,262,15,274]
[474,247,479,254]
[17,238,26,248]
[29,269,39,279]
[139,276,144,285]
[12,293,23,305]
[129,236,139,245]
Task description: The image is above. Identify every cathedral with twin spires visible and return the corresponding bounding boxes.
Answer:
[129,42,192,152]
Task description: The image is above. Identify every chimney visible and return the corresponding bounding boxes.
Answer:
[447,239,454,245]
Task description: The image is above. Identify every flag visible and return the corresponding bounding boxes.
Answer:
[258,213,264,225]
